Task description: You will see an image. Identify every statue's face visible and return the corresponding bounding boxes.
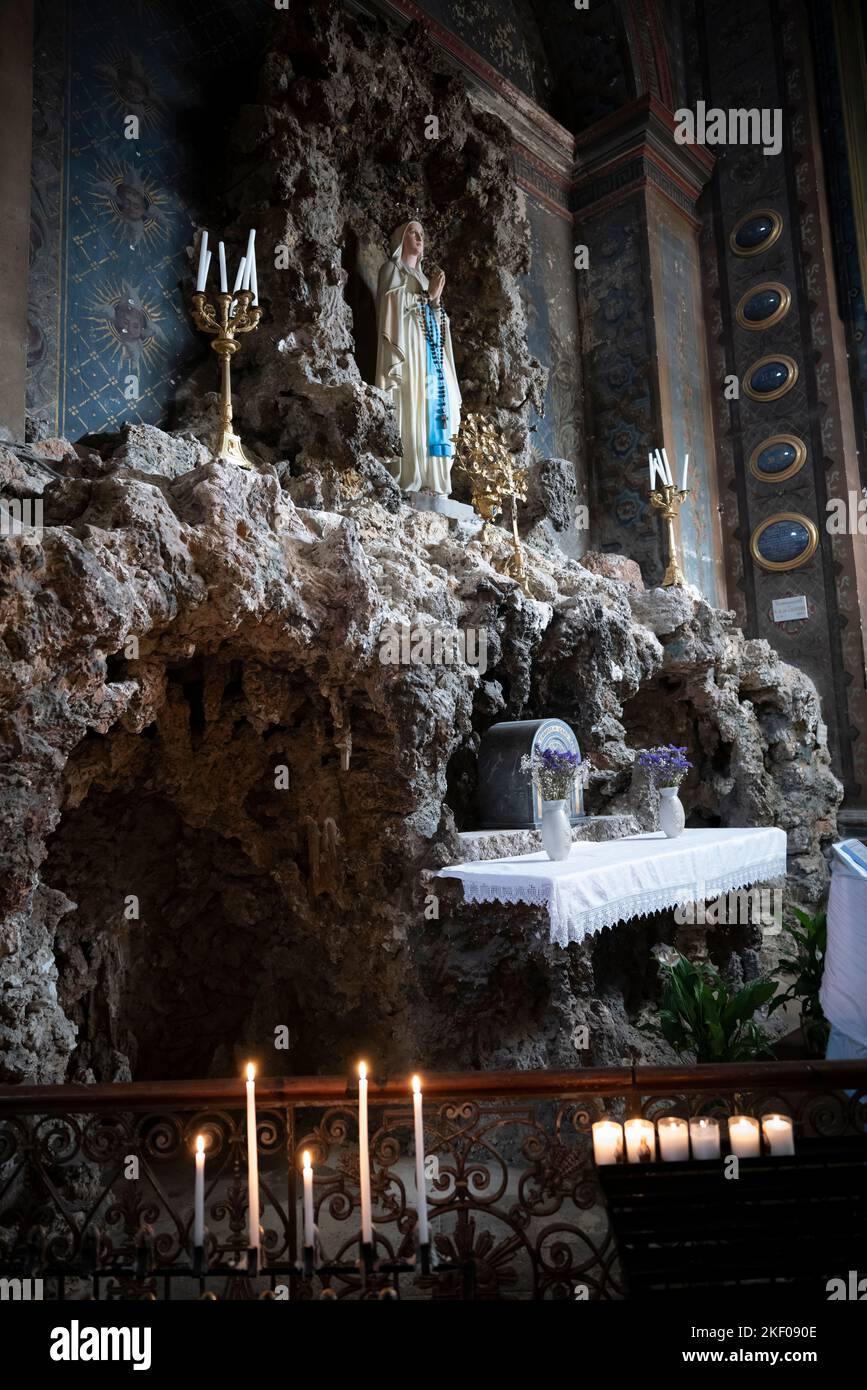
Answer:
[403,223,424,260]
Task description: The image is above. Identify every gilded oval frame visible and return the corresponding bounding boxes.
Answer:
[750,512,818,571]
[743,353,799,402]
[748,434,807,484]
[736,281,792,331]
[729,208,784,257]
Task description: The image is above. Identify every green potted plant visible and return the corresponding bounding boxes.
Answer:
[651,952,777,1062]
[768,905,829,1057]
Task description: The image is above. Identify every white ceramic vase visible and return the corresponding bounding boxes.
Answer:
[541,799,572,861]
[659,785,685,838]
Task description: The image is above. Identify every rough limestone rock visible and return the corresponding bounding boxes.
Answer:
[174,0,547,478]
[0,428,841,1084]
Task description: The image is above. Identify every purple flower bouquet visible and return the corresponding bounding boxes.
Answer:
[636,744,693,789]
[521,747,586,802]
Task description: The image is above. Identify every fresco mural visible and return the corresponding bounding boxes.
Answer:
[27,0,271,441]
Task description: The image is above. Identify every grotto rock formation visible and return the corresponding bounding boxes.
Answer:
[174,0,549,479]
[0,427,841,1084]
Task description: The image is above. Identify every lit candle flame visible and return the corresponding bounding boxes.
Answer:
[302,1149,312,1169]
[196,1134,205,1155]
[246,1063,255,1082]
[412,1074,421,1095]
[358,1061,367,1081]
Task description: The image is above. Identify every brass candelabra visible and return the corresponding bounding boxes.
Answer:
[190,289,262,468]
[453,413,531,594]
[649,481,690,587]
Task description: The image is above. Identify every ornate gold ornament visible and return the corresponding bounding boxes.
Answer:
[190,288,262,467]
[452,413,531,594]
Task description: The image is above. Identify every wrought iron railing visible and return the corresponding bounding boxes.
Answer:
[1,1061,865,1299]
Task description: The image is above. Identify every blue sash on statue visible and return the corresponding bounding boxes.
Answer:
[422,303,454,458]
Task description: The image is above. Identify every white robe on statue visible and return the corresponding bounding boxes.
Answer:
[374,224,462,495]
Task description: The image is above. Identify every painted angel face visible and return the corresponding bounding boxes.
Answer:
[403,222,424,260]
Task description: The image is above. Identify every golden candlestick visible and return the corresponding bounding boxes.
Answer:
[649,482,690,587]
[190,289,261,468]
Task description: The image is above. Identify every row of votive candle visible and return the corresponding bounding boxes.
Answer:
[592,1112,795,1165]
[191,1062,429,1256]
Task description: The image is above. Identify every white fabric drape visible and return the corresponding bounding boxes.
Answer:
[438,827,788,948]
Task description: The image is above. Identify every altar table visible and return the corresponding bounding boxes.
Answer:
[437,826,787,948]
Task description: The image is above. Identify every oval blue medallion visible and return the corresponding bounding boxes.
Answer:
[755,440,797,474]
[749,359,790,395]
[756,519,811,565]
[743,288,782,322]
[734,215,775,250]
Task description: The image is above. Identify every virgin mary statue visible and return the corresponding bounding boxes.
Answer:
[375,220,462,495]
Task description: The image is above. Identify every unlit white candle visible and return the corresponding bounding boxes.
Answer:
[411,1075,429,1245]
[193,1134,205,1247]
[245,1063,260,1250]
[728,1115,761,1158]
[762,1113,795,1156]
[302,1150,315,1250]
[648,452,658,490]
[689,1116,721,1160]
[358,1061,373,1245]
[242,228,256,290]
[250,246,258,306]
[218,240,228,294]
[661,447,673,486]
[625,1117,656,1163]
[592,1119,624,1166]
[203,250,212,288]
[657,1116,690,1161]
[232,255,247,294]
[681,452,689,491]
[195,230,209,292]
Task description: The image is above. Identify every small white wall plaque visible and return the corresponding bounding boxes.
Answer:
[772,595,809,622]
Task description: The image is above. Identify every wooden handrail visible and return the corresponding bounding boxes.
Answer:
[0,1060,865,1113]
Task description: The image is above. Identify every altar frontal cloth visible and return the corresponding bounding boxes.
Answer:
[437,827,787,947]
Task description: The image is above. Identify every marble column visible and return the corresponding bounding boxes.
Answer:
[573,95,725,604]
[0,0,34,441]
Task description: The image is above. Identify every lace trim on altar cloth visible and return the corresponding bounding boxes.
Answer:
[455,852,789,949]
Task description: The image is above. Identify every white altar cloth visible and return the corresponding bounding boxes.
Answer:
[437,827,787,948]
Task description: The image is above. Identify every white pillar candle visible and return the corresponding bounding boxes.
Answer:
[657,1116,690,1161]
[728,1115,761,1158]
[358,1061,373,1245]
[232,255,247,294]
[411,1075,430,1245]
[195,230,209,292]
[689,1116,721,1160]
[242,228,256,290]
[624,1117,656,1163]
[245,1063,260,1250]
[193,1134,205,1247]
[762,1113,795,1156]
[302,1150,315,1250]
[680,452,689,491]
[218,240,228,294]
[250,246,258,306]
[592,1119,624,1166]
